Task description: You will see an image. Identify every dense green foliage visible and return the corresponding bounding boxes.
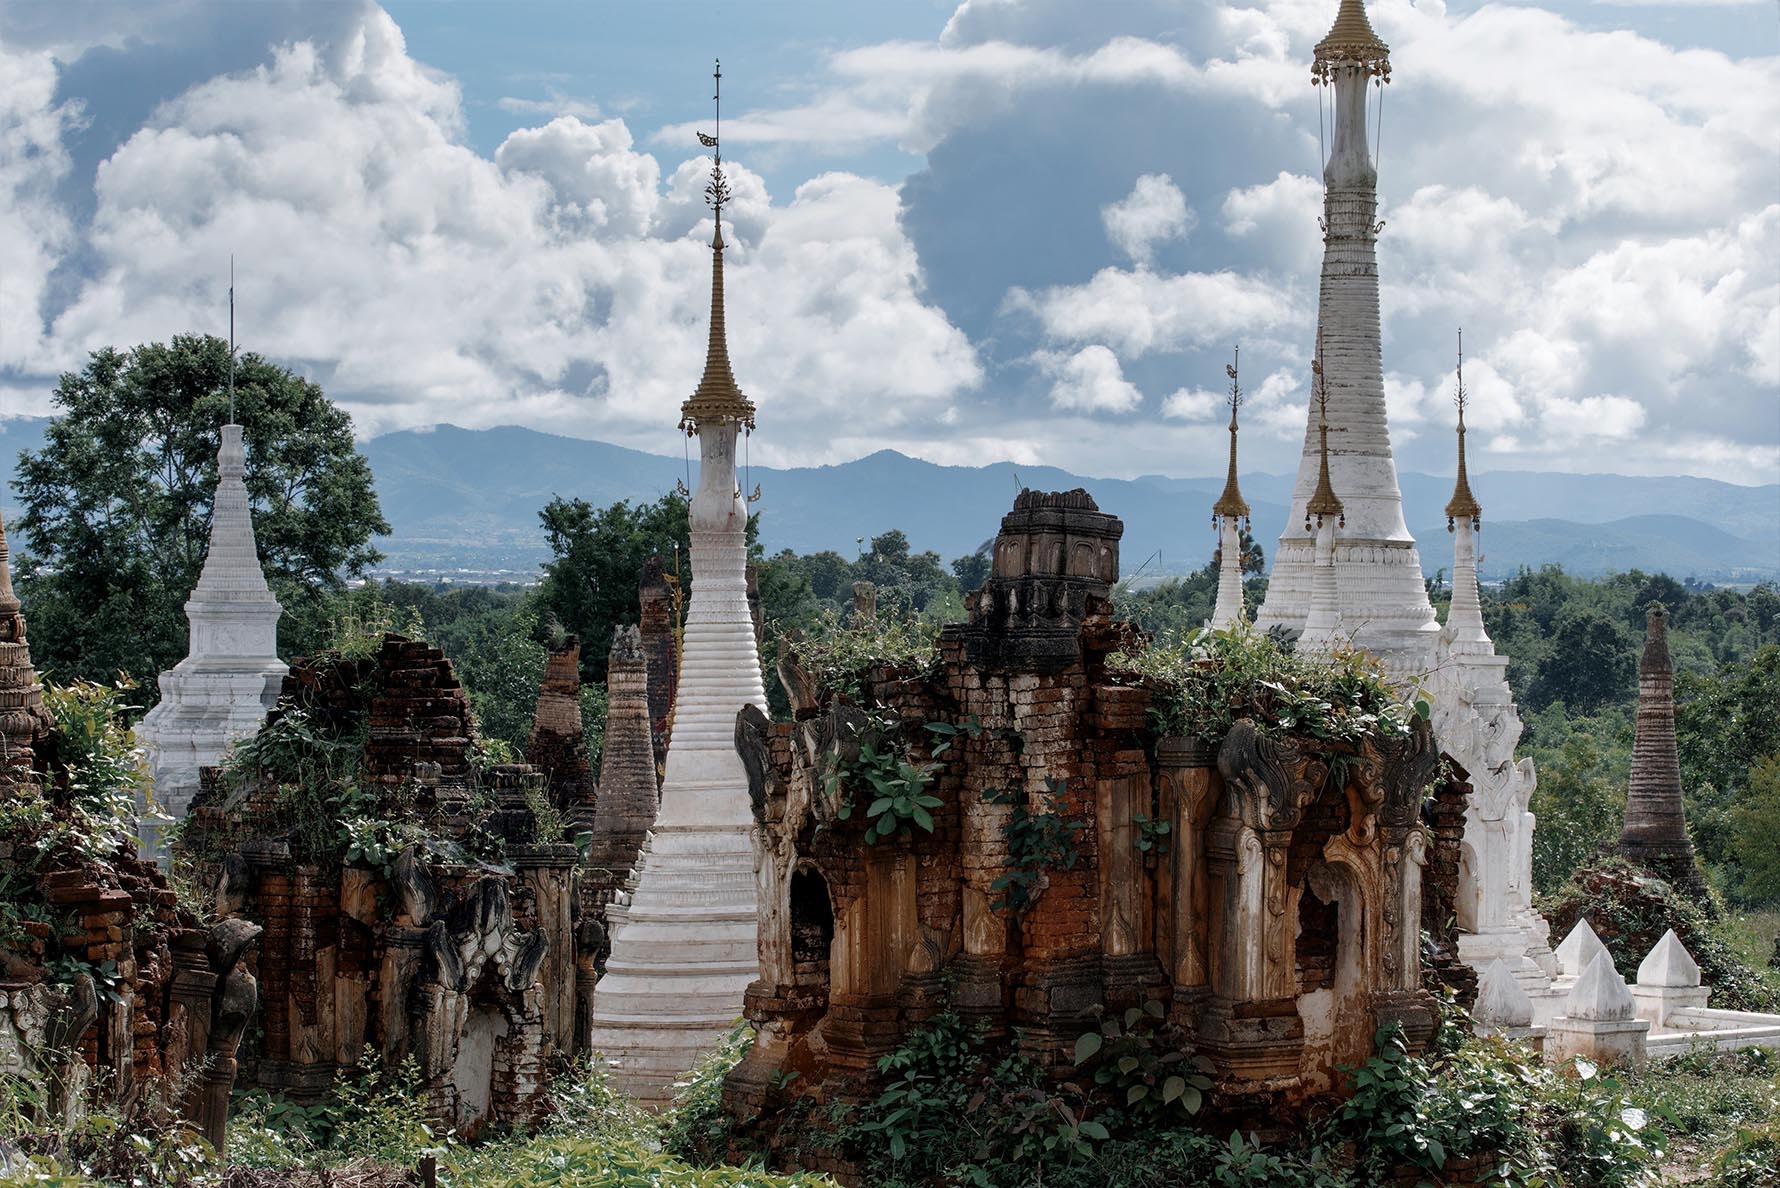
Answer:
[738,1008,1702,1188]
[0,680,152,953]
[533,491,694,683]
[13,336,387,692]
[1112,625,1416,746]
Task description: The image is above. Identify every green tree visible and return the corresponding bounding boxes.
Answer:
[1675,645,1780,897]
[1529,606,1636,714]
[13,336,387,693]
[534,491,711,683]
[1729,755,1780,905]
[951,548,991,593]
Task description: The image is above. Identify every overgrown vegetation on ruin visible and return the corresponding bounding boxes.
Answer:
[0,679,155,958]
[1109,624,1418,747]
[686,1009,1780,1188]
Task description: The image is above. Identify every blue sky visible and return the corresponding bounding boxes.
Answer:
[0,0,1775,487]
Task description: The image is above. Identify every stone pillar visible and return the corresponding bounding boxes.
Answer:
[1618,606,1708,897]
[1158,738,1219,1034]
[511,843,581,1057]
[526,638,595,831]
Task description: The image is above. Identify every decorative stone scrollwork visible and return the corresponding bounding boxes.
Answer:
[1218,719,1325,833]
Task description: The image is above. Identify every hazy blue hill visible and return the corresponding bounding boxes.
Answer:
[2,417,1774,581]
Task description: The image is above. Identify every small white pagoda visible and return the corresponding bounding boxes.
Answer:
[138,422,286,860]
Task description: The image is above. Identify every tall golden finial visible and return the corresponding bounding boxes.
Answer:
[1212,346,1250,524]
[679,59,755,436]
[1445,329,1481,530]
[1313,0,1391,84]
[1305,334,1344,530]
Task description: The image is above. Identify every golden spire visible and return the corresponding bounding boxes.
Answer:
[1305,339,1344,527]
[1445,330,1481,529]
[678,59,756,436]
[1313,0,1391,84]
[1213,346,1250,521]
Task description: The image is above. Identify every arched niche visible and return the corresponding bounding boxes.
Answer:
[790,865,835,974]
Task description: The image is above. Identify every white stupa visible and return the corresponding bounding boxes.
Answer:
[586,69,768,1103]
[1251,0,1439,666]
[1249,1,1552,1001]
[1207,350,1250,631]
[138,422,286,860]
[1429,343,1552,991]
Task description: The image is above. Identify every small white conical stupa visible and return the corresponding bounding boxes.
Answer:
[138,420,287,860]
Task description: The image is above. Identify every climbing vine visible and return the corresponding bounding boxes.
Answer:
[987,777,1085,913]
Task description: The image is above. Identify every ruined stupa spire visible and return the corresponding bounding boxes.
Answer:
[0,510,51,792]
[1209,348,1250,629]
[1255,0,1437,661]
[589,61,769,1102]
[1618,605,1709,896]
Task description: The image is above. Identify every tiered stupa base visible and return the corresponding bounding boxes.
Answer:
[589,817,758,1103]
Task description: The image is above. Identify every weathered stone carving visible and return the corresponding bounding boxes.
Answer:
[725,490,1449,1130]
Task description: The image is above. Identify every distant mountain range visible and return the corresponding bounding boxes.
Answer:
[3,418,1776,583]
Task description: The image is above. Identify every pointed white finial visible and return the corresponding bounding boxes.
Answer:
[1565,951,1636,1021]
[1555,918,1610,978]
[1636,929,1701,988]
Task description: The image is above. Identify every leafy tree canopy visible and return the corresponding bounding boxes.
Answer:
[534,491,698,683]
[13,335,387,693]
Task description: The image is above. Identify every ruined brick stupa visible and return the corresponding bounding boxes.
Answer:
[1617,605,1709,899]
[586,69,768,1101]
[138,423,286,859]
[1246,0,1551,996]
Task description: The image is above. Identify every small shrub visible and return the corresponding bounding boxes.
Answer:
[662,1020,754,1165]
[785,605,939,698]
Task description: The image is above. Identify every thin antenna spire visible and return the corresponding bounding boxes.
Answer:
[1305,331,1344,529]
[1213,344,1250,523]
[1445,327,1481,528]
[228,254,236,424]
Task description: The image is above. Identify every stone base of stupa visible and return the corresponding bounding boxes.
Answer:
[587,819,759,1105]
[138,659,285,862]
